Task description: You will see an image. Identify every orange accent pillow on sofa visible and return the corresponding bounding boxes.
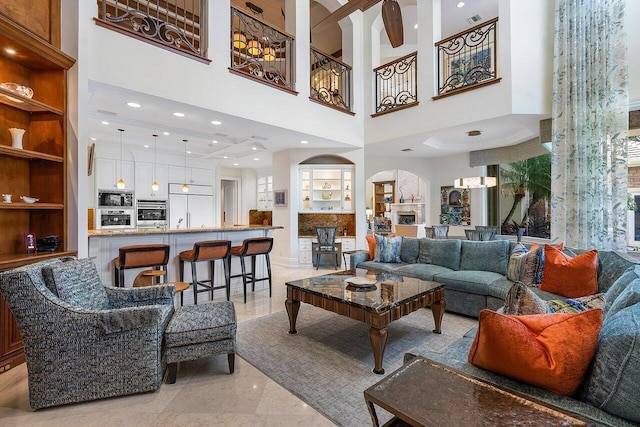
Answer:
[539,245,598,298]
[366,235,376,259]
[468,309,603,396]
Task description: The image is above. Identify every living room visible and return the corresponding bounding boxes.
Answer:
[1,0,640,426]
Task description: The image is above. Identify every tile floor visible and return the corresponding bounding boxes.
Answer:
[0,263,475,426]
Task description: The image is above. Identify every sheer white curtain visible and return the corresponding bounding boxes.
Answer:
[550,0,628,251]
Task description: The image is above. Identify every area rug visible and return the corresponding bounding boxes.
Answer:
[236,305,476,426]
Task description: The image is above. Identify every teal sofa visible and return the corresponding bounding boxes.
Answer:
[350,237,637,317]
[351,237,640,425]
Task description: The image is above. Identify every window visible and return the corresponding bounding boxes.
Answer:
[498,153,551,238]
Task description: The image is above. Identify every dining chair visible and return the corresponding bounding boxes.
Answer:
[315,226,339,270]
[465,229,496,241]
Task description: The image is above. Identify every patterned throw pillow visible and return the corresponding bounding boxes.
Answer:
[373,234,403,263]
[503,281,606,315]
[42,258,109,310]
[506,243,528,281]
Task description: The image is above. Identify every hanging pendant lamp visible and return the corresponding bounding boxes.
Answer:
[151,134,159,191]
[182,139,189,193]
[117,129,126,189]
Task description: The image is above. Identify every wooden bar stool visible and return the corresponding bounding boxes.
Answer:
[179,240,231,304]
[230,237,273,304]
[113,244,170,287]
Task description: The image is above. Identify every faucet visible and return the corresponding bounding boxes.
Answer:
[176,218,183,228]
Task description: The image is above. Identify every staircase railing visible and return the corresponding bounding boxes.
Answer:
[310,48,353,113]
[373,52,418,117]
[95,0,208,62]
[229,7,295,93]
[435,17,499,98]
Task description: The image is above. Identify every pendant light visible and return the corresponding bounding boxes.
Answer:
[151,134,159,192]
[182,139,189,193]
[116,128,125,189]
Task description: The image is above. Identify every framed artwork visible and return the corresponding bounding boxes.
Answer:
[274,189,287,207]
[440,186,470,226]
[444,44,495,89]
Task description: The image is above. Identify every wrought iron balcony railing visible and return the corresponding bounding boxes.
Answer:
[373,52,418,116]
[96,0,208,62]
[230,7,295,93]
[435,17,500,98]
[310,48,353,114]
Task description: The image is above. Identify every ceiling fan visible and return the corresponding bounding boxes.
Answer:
[312,0,404,48]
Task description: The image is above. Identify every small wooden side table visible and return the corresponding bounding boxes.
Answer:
[363,356,595,427]
[165,282,189,306]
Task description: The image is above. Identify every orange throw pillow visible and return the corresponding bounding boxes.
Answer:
[366,235,375,259]
[539,245,598,298]
[468,309,603,396]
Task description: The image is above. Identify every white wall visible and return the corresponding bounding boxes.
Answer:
[627,0,640,109]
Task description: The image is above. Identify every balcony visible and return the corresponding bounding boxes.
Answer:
[373,52,418,117]
[434,17,500,99]
[95,0,208,63]
[229,7,296,94]
[310,48,353,114]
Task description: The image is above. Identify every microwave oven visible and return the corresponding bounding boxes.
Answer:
[98,190,134,208]
[97,209,134,229]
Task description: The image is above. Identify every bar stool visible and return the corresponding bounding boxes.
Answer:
[230,237,274,303]
[113,244,170,287]
[179,240,232,304]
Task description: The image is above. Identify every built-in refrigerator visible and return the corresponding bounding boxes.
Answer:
[169,184,214,228]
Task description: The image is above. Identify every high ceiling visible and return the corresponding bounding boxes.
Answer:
[88,0,529,169]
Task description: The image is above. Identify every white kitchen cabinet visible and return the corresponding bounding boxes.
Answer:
[169,184,214,228]
[298,237,313,264]
[257,175,273,210]
[96,158,134,191]
[340,237,356,251]
[169,165,213,186]
[299,165,355,213]
[134,161,168,199]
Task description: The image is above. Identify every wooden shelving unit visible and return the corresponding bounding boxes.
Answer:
[0,11,75,374]
[374,181,395,218]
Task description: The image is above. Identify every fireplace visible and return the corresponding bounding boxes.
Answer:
[398,212,417,225]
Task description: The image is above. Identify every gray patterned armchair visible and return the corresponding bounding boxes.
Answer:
[0,257,175,410]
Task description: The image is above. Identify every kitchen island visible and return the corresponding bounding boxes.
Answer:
[88,226,283,300]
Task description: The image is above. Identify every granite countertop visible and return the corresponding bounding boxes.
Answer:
[88,225,283,237]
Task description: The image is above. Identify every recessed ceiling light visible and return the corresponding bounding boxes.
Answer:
[5,48,16,55]
[143,145,149,148]
[252,147,257,150]
[300,140,309,144]
[233,163,239,166]
[90,137,97,141]
[127,102,141,108]
[253,158,260,161]
[211,140,218,144]
[101,121,109,125]
[211,120,222,125]
[163,131,170,135]
[173,112,185,117]
[414,24,418,29]
[223,156,228,159]
[187,151,192,154]
[457,1,465,7]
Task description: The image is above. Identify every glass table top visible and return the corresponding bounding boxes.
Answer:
[285,268,442,313]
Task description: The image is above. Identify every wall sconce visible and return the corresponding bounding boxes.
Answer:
[263,47,276,61]
[453,177,497,189]
[233,31,247,49]
[247,39,262,56]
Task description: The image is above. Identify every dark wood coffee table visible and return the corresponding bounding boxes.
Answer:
[364,356,597,427]
[285,269,445,375]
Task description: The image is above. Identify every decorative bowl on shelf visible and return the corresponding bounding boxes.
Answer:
[322,182,331,189]
[20,196,39,203]
[0,82,34,103]
[321,191,332,200]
